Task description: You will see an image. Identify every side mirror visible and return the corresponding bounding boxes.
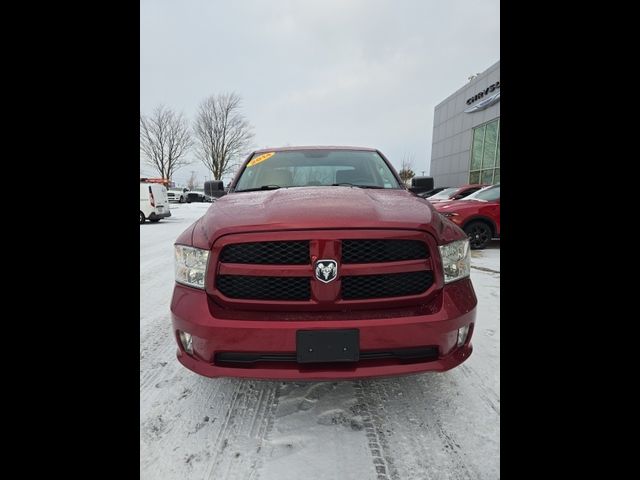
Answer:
[204,180,225,197]
[411,176,434,190]
[408,176,434,194]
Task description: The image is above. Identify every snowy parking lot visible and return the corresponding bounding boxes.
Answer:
[140,202,500,480]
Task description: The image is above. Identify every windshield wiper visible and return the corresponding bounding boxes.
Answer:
[235,185,282,193]
[331,183,385,189]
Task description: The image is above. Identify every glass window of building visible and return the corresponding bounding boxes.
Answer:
[469,118,500,184]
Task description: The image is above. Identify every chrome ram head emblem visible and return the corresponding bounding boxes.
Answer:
[315,259,338,284]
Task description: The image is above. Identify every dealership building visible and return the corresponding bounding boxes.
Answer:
[429,60,500,187]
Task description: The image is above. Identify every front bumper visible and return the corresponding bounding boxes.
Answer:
[170,278,476,381]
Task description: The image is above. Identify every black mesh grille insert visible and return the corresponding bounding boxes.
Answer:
[342,239,428,263]
[342,271,433,299]
[219,241,309,264]
[217,275,310,300]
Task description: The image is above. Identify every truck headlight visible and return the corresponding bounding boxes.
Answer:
[438,239,471,284]
[175,245,209,289]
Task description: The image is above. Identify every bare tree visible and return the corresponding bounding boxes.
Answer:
[140,105,193,183]
[398,152,416,185]
[187,171,200,191]
[194,93,255,180]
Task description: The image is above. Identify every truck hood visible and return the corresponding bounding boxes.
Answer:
[189,186,464,249]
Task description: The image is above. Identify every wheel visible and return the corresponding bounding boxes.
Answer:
[464,221,492,249]
[140,211,145,224]
[179,196,185,203]
[149,219,160,223]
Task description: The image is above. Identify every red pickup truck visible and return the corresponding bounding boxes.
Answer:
[171,147,477,380]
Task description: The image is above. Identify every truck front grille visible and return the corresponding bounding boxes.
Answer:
[342,271,434,299]
[219,241,309,264]
[342,239,428,263]
[213,234,437,306]
[216,275,310,300]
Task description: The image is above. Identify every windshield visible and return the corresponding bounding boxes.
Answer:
[466,184,500,201]
[428,187,459,199]
[233,150,402,192]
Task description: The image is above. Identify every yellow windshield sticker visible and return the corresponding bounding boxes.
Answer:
[247,152,275,167]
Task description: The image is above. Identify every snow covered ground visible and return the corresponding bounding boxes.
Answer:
[140,203,500,480]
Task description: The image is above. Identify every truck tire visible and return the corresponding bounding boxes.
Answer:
[140,212,146,224]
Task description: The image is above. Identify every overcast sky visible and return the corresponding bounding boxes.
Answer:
[140,0,499,186]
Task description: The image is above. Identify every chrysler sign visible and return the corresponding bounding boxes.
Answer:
[464,81,500,113]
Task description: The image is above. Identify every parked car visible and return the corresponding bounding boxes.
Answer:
[167,188,189,203]
[417,187,448,198]
[171,146,477,380]
[427,184,488,203]
[434,184,500,249]
[185,191,208,203]
[140,183,171,224]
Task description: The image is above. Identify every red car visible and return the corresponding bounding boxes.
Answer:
[427,184,489,203]
[171,147,477,380]
[434,184,500,249]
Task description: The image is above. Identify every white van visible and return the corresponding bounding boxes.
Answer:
[140,183,171,224]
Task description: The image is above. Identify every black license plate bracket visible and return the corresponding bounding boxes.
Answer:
[296,329,360,363]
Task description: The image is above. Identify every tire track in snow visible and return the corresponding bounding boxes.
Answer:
[139,336,177,394]
[202,380,280,480]
[416,373,490,480]
[139,312,178,396]
[247,384,280,480]
[458,364,500,415]
[202,379,246,479]
[357,375,481,480]
[353,380,399,480]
